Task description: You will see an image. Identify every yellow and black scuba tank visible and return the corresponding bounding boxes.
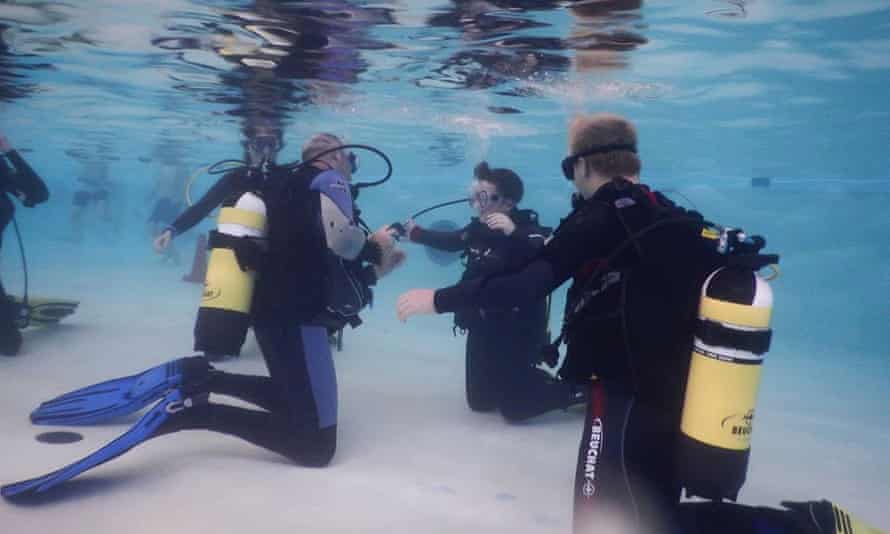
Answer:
[193,190,267,357]
[676,227,779,501]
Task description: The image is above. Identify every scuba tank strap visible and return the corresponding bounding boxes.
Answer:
[206,231,265,272]
[544,292,553,339]
[559,215,707,337]
[614,204,644,259]
[354,209,371,233]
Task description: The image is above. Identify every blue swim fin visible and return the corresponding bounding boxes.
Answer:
[2,389,194,500]
[30,357,209,426]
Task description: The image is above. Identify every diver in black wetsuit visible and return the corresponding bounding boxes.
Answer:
[150,0,394,283]
[403,161,581,421]
[397,114,884,534]
[152,121,281,256]
[0,133,49,356]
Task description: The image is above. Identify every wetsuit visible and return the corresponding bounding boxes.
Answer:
[0,150,48,355]
[164,167,255,238]
[410,210,579,421]
[159,164,378,466]
[434,179,725,532]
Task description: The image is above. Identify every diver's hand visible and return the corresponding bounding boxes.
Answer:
[397,289,436,322]
[403,218,419,241]
[0,134,11,154]
[153,229,172,252]
[485,213,515,236]
[369,224,397,252]
[374,247,406,279]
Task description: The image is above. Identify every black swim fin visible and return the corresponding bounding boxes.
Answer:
[9,296,79,328]
[782,500,886,534]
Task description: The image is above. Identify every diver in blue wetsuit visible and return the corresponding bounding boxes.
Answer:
[3,133,406,499]
[0,132,49,356]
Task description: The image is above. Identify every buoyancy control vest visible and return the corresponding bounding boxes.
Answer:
[460,209,550,281]
[251,165,372,329]
[454,209,551,331]
[551,182,721,396]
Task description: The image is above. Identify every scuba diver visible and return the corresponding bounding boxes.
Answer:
[152,120,281,262]
[2,133,406,500]
[399,161,583,421]
[0,132,49,356]
[152,119,282,361]
[153,122,358,358]
[397,114,885,534]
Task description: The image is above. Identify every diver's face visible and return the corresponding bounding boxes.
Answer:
[469,179,511,217]
[327,148,357,181]
[246,134,280,167]
[337,150,355,181]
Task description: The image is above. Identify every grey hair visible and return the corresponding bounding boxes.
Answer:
[302,133,345,163]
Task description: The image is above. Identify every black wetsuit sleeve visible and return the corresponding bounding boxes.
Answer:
[538,202,625,282]
[2,150,49,207]
[433,202,622,313]
[410,225,467,252]
[508,219,550,265]
[0,157,11,189]
[512,221,549,248]
[434,257,561,313]
[168,169,242,237]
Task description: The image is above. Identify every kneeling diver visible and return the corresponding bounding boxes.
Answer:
[2,133,405,499]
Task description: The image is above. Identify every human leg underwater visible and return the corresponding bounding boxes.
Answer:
[572,381,681,533]
[0,195,22,356]
[464,322,499,413]
[478,304,581,422]
[4,323,337,498]
[177,322,337,467]
[569,382,887,534]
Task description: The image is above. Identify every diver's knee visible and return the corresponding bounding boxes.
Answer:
[285,426,337,467]
[300,446,335,468]
[499,404,533,424]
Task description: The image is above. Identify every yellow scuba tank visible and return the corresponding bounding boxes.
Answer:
[676,259,775,501]
[193,191,267,357]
